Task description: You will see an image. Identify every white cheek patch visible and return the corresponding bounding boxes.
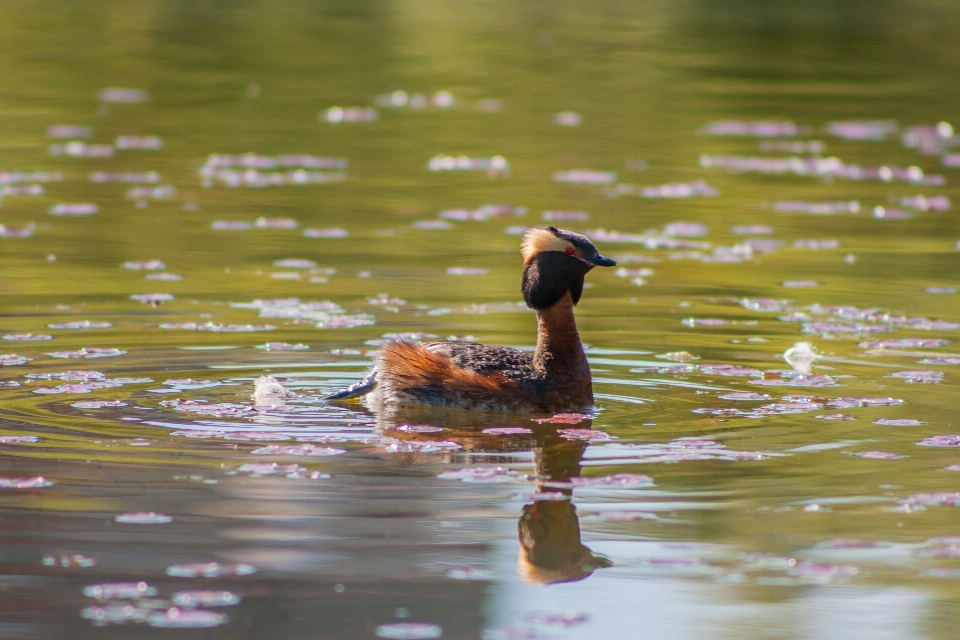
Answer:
[521,228,575,264]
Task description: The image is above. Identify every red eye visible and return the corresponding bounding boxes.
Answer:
[565,247,575,256]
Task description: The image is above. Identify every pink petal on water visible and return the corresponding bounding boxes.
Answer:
[918,357,960,365]
[254,217,298,229]
[123,260,166,270]
[98,88,147,103]
[147,608,227,628]
[58,371,106,380]
[568,473,654,488]
[303,227,349,238]
[681,318,728,327]
[165,562,256,578]
[445,567,496,580]
[889,370,944,383]
[50,203,98,216]
[446,267,489,276]
[826,397,904,407]
[532,412,591,424]
[83,582,156,599]
[0,223,37,238]
[749,374,837,388]
[718,392,772,401]
[693,407,743,416]
[482,427,533,435]
[642,182,719,198]
[47,321,112,329]
[594,511,659,522]
[42,553,97,568]
[48,348,125,358]
[211,220,252,230]
[114,512,172,524]
[412,220,452,230]
[0,476,52,488]
[543,211,589,221]
[388,424,445,434]
[918,435,960,447]
[48,125,92,139]
[873,206,911,219]
[375,622,443,639]
[704,120,810,137]
[165,378,214,386]
[437,467,527,483]
[874,418,926,426]
[250,444,346,456]
[223,432,291,442]
[761,402,823,412]
[171,590,240,607]
[861,339,949,349]
[553,111,582,127]
[699,364,763,377]
[788,562,860,583]
[3,333,53,341]
[854,451,905,459]
[732,225,774,234]
[815,414,856,421]
[273,259,317,268]
[552,169,617,185]
[72,400,127,409]
[902,492,960,507]
[793,239,840,249]
[558,429,611,441]
[816,539,888,549]
[169,430,228,439]
[255,342,309,351]
[131,293,174,304]
[115,135,162,150]
[0,435,39,443]
[383,441,462,453]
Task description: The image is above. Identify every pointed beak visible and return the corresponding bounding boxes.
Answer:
[589,254,617,267]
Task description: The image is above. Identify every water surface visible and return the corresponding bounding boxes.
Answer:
[2,1,960,638]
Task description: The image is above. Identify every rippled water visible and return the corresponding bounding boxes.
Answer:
[3,1,960,638]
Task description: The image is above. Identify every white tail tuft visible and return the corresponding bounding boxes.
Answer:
[253,375,289,407]
[784,341,818,374]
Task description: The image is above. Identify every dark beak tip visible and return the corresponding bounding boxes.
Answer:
[593,255,617,267]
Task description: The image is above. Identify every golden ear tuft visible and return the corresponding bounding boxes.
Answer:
[521,228,571,264]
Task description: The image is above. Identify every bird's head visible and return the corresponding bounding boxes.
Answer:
[520,227,616,310]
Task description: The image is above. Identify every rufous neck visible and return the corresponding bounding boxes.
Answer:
[533,292,588,375]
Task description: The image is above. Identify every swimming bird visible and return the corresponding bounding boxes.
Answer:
[325,226,616,411]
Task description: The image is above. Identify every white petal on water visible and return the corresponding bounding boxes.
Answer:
[784,341,818,374]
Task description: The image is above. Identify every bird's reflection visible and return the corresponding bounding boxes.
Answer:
[519,435,612,584]
[371,406,613,584]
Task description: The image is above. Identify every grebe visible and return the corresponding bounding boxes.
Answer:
[325,226,615,411]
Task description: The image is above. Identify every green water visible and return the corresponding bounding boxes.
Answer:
[2,1,960,638]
